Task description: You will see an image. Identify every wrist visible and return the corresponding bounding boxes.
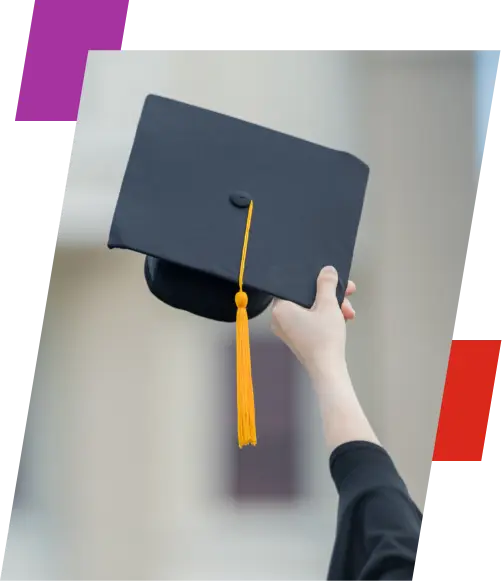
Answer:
[310,365,380,451]
[308,357,352,395]
[320,395,380,450]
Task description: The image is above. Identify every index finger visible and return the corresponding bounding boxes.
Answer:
[345,280,356,296]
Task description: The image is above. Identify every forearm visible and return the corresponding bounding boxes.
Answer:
[310,363,380,450]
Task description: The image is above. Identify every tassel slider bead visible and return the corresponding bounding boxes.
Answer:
[235,291,248,309]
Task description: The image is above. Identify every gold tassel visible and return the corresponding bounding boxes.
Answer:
[235,291,256,447]
[235,200,257,448]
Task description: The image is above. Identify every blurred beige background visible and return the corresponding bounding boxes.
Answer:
[3,51,478,579]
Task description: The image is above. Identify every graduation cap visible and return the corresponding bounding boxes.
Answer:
[108,94,370,448]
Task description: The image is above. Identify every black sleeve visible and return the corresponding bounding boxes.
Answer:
[327,441,422,581]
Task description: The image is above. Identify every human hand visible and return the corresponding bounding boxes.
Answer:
[271,266,379,449]
[271,266,354,380]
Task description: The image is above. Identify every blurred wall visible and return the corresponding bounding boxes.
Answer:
[3,51,477,580]
[359,51,476,506]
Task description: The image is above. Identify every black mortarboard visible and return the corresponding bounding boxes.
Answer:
[108,94,370,447]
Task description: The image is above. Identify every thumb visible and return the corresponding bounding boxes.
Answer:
[314,266,339,310]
